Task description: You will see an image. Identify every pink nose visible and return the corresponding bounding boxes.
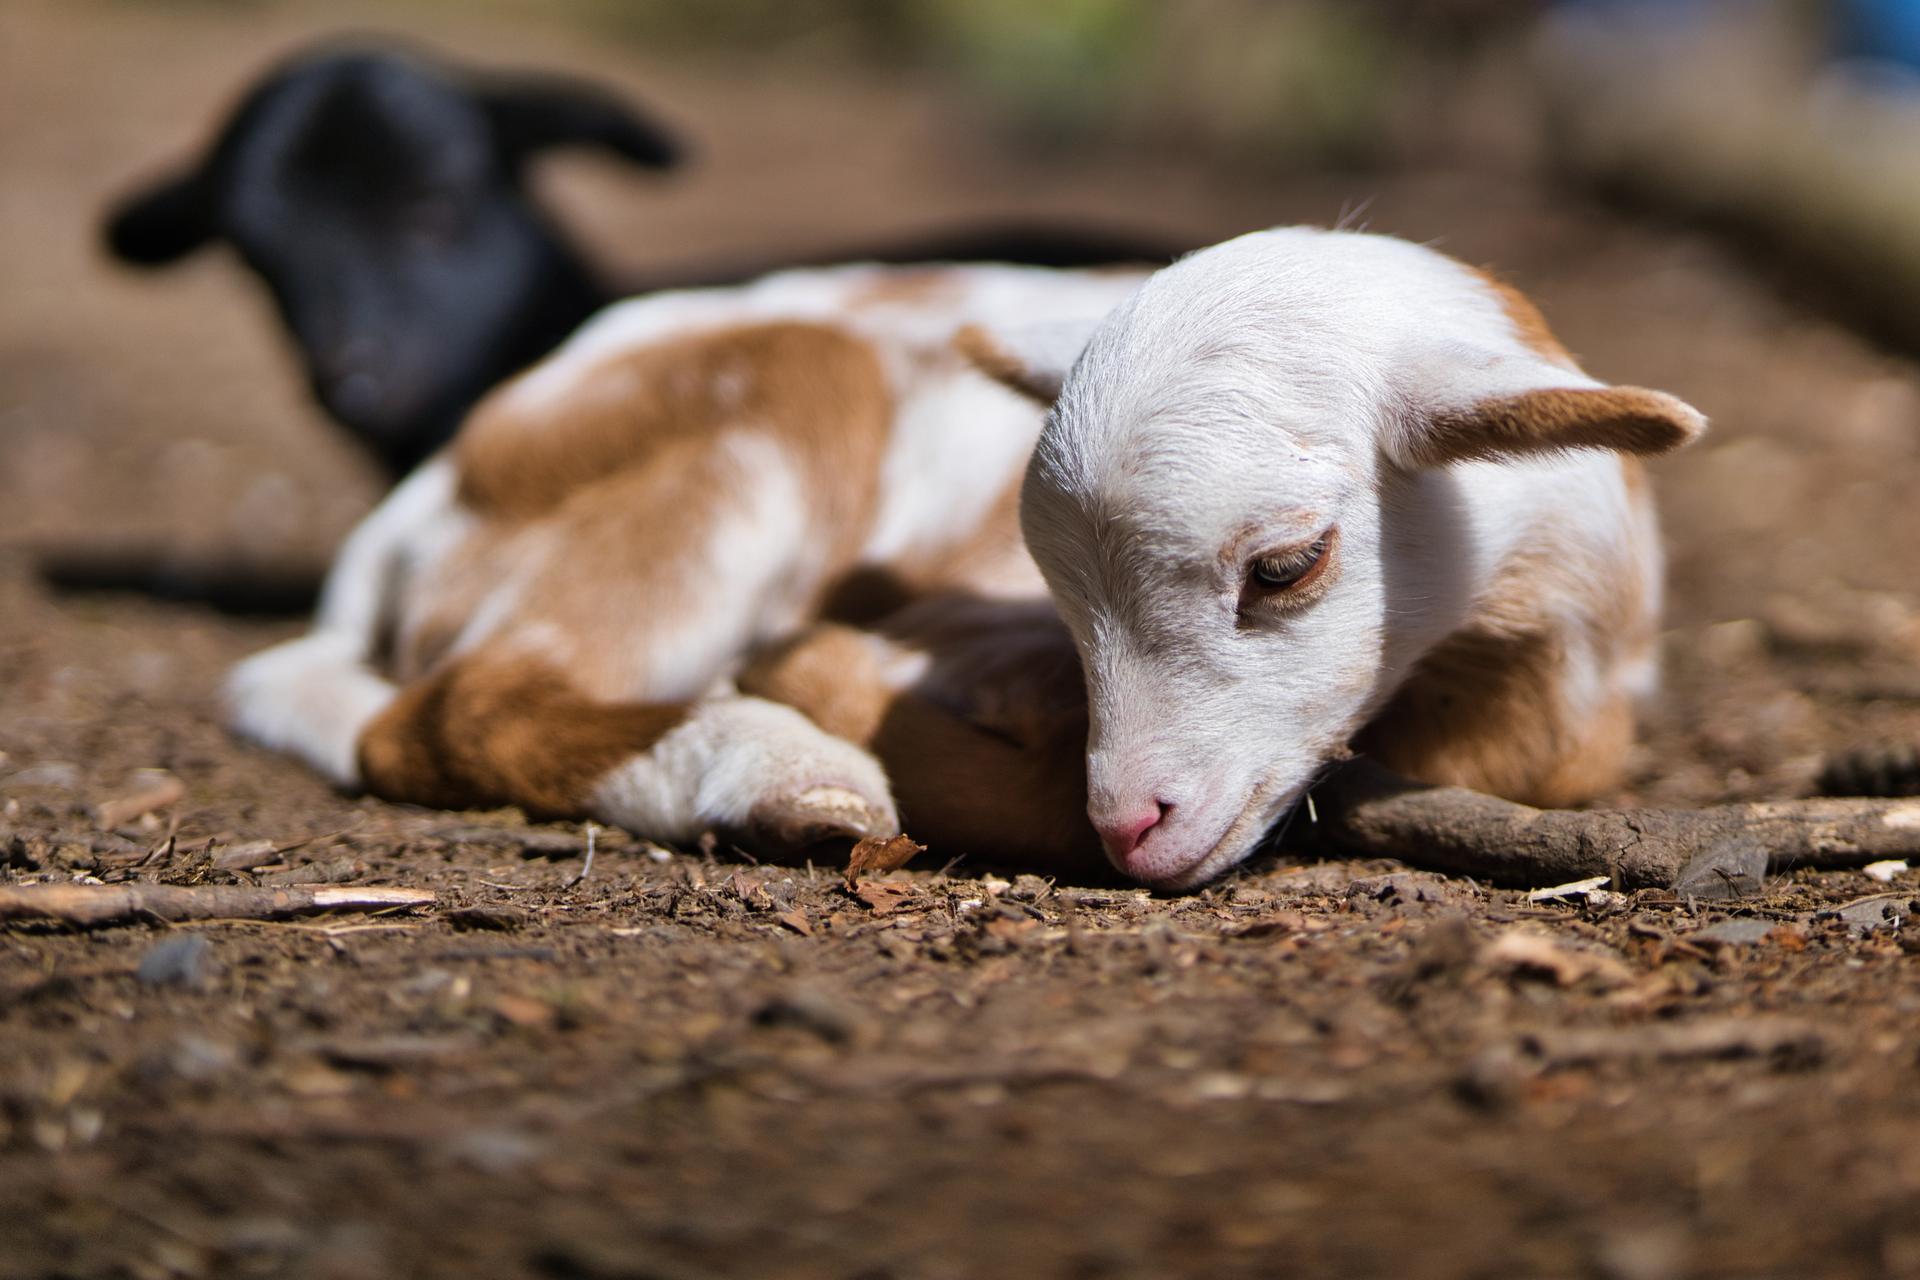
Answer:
[1095,801,1171,864]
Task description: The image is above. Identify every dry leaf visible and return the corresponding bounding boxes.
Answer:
[845,833,925,883]
[95,769,184,830]
[775,909,813,936]
[853,880,916,915]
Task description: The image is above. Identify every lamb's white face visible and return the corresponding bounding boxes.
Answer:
[1021,333,1413,890]
[1021,400,1393,888]
[998,227,1705,888]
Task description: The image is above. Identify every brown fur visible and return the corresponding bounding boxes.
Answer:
[1358,630,1634,808]
[1472,266,1578,368]
[358,658,685,817]
[738,625,896,747]
[953,323,1059,404]
[740,614,1100,869]
[1419,386,1703,468]
[392,322,897,695]
[1358,541,1649,807]
[456,321,893,534]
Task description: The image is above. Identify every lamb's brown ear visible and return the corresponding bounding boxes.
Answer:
[1406,384,1707,469]
[954,323,1072,404]
[1393,268,1708,469]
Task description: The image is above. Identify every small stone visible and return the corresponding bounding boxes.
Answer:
[492,994,558,1030]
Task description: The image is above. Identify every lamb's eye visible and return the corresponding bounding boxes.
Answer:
[1247,533,1332,594]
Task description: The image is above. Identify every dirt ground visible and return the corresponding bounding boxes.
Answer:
[6,2,1920,1277]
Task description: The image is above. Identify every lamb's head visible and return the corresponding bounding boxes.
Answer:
[977,228,1705,889]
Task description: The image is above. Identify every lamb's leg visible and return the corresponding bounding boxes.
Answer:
[739,616,1102,870]
[225,460,461,787]
[355,656,897,851]
[226,631,398,788]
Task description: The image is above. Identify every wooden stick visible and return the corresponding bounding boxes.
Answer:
[1308,760,1920,894]
[0,882,437,927]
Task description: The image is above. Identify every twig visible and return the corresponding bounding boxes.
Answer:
[0,882,436,928]
[1309,759,1920,894]
[94,770,185,830]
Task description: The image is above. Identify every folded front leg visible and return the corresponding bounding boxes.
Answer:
[738,609,1102,871]
[356,657,897,851]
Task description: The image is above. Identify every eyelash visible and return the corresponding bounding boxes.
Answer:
[1240,528,1335,610]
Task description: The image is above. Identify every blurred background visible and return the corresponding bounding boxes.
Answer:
[7,0,1920,809]
[10,8,1920,1274]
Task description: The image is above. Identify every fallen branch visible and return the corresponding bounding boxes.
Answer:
[1308,760,1920,895]
[0,882,437,928]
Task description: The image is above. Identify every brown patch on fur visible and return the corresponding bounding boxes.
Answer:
[741,611,1101,870]
[1358,629,1633,808]
[874,691,1097,870]
[1472,266,1576,367]
[1359,535,1652,808]
[357,659,685,817]
[456,321,893,532]
[738,625,896,746]
[395,322,896,694]
[1419,386,1705,468]
[954,323,1059,404]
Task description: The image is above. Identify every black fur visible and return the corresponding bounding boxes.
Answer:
[104,42,684,476]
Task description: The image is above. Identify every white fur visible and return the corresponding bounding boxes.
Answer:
[999,227,1700,887]
[225,632,395,787]
[590,696,896,840]
[225,457,464,785]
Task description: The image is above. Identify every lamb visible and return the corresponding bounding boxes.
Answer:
[973,226,1706,887]
[225,262,1143,864]
[225,228,1705,890]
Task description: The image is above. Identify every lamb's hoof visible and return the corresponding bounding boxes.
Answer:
[749,785,897,851]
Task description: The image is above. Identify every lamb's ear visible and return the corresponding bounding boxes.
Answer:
[1402,382,1707,469]
[1392,280,1706,468]
[103,168,215,266]
[954,322,1085,405]
[481,75,684,170]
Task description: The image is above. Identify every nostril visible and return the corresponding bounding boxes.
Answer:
[1096,799,1173,862]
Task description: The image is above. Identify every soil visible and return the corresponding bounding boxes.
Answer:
[5,3,1920,1277]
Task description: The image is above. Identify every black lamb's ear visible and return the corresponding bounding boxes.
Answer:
[480,74,684,170]
[103,168,216,266]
